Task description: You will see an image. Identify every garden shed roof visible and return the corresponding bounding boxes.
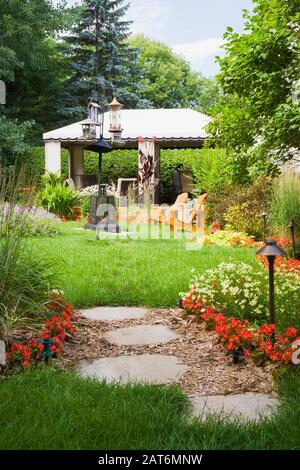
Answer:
[43,108,210,149]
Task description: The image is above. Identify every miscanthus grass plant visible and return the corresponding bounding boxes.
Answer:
[0,167,59,339]
[269,174,300,237]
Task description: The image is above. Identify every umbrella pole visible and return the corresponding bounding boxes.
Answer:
[96,151,103,227]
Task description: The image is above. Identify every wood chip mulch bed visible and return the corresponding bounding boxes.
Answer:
[59,308,276,397]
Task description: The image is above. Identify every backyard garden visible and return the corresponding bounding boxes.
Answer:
[0,0,300,455]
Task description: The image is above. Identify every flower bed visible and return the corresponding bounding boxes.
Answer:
[204,229,255,248]
[183,303,300,365]
[0,203,57,236]
[181,261,300,328]
[6,298,76,369]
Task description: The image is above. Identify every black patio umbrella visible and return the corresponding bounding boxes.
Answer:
[86,138,112,201]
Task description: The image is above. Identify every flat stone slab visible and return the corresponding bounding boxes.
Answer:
[104,324,180,346]
[80,306,146,322]
[190,393,279,422]
[79,354,188,384]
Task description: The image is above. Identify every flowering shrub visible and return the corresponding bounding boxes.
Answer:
[253,324,299,364]
[0,203,57,237]
[204,230,255,248]
[256,256,300,329]
[182,261,300,329]
[6,299,76,369]
[182,262,268,322]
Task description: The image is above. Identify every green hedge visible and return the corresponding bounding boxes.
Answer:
[28,147,228,202]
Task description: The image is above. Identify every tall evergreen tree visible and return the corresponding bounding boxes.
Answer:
[63,0,148,117]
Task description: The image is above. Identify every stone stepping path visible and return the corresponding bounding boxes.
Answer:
[79,354,188,384]
[80,306,145,322]
[190,392,279,422]
[104,324,180,346]
[77,306,279,422]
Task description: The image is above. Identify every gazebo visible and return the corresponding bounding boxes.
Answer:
[43,107,210,202]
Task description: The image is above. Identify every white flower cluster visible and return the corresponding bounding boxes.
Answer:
[185,262,268,322]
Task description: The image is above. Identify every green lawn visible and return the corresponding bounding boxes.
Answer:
[29,221,256,308]
[0,367,300,450]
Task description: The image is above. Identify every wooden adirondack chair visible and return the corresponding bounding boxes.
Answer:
[151,193,208,232]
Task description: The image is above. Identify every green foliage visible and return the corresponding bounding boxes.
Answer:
[0,0,76,142]
[0,115,32,166]
[206,178,271,237]
[80,195,90,218]
[129,34,221,112]
[269,174,300,237]
[41,171,65,188]
[191,148,231,193]
[208,0,300,180]
[224,203,263,239]
[37,185,80,219]
[30,147,228,203]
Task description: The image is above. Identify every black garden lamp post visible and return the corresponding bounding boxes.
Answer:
[261,211,268,241]
[288,219,297,259]
[256,240,286,325]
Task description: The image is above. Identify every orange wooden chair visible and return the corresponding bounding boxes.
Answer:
[152,193,208,232]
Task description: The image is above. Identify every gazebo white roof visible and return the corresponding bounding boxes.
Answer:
[43,108,210,149]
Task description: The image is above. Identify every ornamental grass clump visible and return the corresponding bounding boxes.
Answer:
[0,167,60,339]
[269,174,300,237]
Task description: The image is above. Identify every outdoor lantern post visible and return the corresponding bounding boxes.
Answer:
[261,211,268,241]
[288,219,296,259]
[256,240,286,325]
[108,97,123,144]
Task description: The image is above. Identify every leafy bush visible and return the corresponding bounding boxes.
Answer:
[192,148,231,194]
[182,261,300,330]
[37,185,80,219]
[269,174,300,237]
[204,230,254,247]
[224,202,263,239]
[206,178,271,238]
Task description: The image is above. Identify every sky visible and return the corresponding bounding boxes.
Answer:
[54,0,254,77]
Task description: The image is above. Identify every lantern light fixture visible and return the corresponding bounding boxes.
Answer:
[256,240,286,325]
[82,119,97,140]
[109,97,123,144]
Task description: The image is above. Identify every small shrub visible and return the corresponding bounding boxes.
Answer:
[204,229,255,247]
[224,202,263,238]
[37,185,80,219]
[206,178,271,238]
